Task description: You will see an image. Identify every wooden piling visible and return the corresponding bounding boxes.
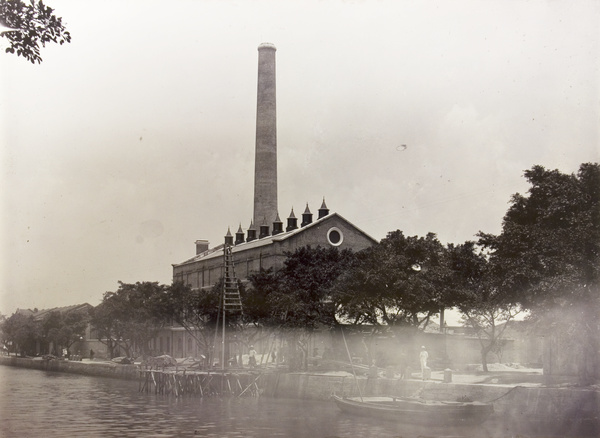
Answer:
[138,367,263,398]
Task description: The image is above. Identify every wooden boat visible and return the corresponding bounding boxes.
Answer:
[332,395,493,425]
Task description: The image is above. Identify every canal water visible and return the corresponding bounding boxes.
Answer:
[0,365,560,438]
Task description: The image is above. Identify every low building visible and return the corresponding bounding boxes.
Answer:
[14,304,95,358]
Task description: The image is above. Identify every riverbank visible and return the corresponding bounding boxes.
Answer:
[0,355,140,380]
[1,355,598,436]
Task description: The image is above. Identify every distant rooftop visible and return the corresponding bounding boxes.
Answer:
[15,303,92,320]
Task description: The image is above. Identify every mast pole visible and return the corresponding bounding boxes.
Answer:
[222,292,226,371]
[342,327,363,401]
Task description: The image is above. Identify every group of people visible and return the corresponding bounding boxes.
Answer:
[393,346,429,379]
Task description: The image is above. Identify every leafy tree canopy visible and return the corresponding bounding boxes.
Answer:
[41,309,89,352]
[245,246,355,371]
[1,312,39,356]
[478,163,599,382]
[331,231,464,331]
[1,0,71,63]
[156,280,226,359]
[478,163,600,312]
[247,246,356,330]
[90,281,167,357]
[451,241,523,372]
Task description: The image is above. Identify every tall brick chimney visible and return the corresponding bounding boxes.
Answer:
[253,43,278,228]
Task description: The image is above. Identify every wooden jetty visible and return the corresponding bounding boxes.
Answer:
[138,367,264,397]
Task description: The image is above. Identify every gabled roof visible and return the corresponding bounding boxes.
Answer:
[22,303,93,320]
[14,308,35,317]
[173,212,378,267]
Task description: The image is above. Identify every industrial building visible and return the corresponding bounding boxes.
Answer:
[159,43,377,359]
[172,43,376,293]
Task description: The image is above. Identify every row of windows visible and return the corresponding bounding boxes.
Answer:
[176,254,267,289]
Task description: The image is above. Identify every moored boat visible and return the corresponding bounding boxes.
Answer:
[332,395,493,425]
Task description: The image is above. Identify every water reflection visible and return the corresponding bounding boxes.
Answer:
[0,366,588,437]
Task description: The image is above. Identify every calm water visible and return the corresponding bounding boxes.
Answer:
[0,365,579,438]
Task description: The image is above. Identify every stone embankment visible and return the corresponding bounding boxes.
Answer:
[2,356,598,436]
[0,355,139,380]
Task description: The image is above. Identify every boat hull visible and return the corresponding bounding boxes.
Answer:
[332,395,493,425]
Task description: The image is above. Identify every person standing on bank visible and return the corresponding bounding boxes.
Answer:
[248,345,257,368]
[420,346,429,379]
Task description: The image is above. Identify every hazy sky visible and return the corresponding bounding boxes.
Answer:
[1,0,598,317]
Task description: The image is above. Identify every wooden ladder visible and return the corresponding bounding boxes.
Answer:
[223,245,243,314]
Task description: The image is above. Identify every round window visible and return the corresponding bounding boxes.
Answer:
[327,227,344,246]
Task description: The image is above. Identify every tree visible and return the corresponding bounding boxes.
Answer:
[90,282,167,358]
[41,310,62,354]
[276,246,355,328]
[89,299,120,359]
[479,163,600,383]
[1,312,39,356]
[0,312,6,353]
[451,242,523,372]
[242,267,279,327]
[331,231,459,333]
[1,0,71,63]
[246,246,356,370]
[157,280,223,364]
[41,309,89,357]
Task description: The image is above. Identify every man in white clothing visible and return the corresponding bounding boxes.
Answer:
[420,346,429,379]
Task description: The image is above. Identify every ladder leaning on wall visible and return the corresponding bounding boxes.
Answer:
[216,244,243,371]
[223,245,243,314]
